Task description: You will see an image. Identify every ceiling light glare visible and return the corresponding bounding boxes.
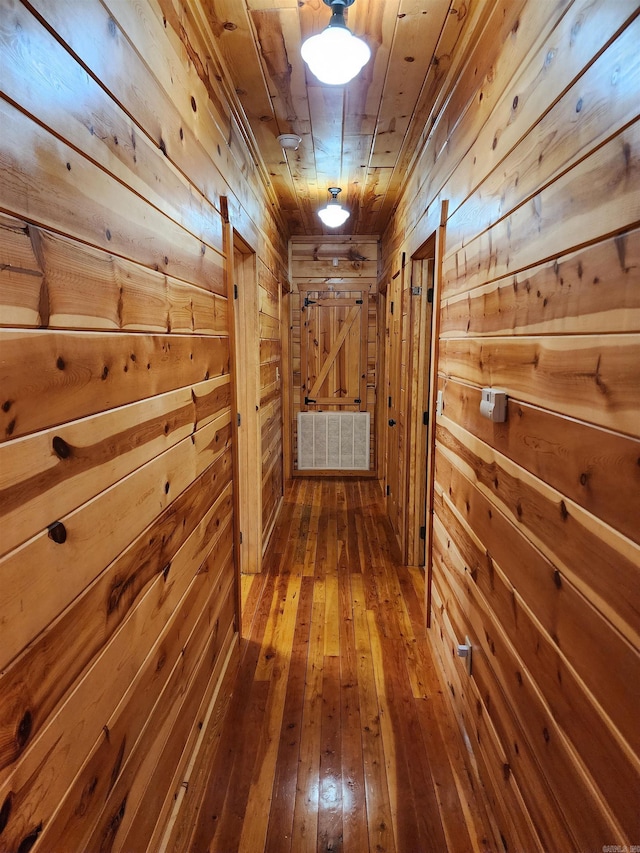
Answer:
[301,0,370,86]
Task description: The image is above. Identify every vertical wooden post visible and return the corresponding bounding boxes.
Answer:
[424,199,448,628]
[405,253,433,567]
[299,290,310,413]
[359,291,368,412]
[281,290,293,483]
[233,236,262,575]
[384,266,403,545]
[224,218,243,631]
[374,284,387,481]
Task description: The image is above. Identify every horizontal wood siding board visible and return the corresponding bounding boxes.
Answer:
[431,526,624,848]
[24,0,262,220]
[0,330,230,442]
[260,339,281,364]
[393,0,638,256]
[431,537,579,850]
[0,100,224,292]
[0,218,230,336]
[0,385,196,557]
[39,568,235,853]
[386,0,549,250]
[442,119,640,296]
[438,377,640,544]
[435,422,640,652]
[445,6,640,253]
[0,518,234,852]
[260,383,281,411]
[427,580,544,853]
[258,264,281,300]
[292,259,378,278]
[262,476,281,537]
[89,583,236,851]
[36,227,228,332]
[193,376,233,429]
[440,228,640,338]
[433,485,640,835]
[116,618,237,852]
[0,230,229,333]
[0,268,42,328]
[0,442,233,672]
[0,2,225,255]
[439,334,640,436]
[0,0,292,847]
[137,626,238,853]
[260,312,280,340]
[0,215,37,264]
[0,483,233,780]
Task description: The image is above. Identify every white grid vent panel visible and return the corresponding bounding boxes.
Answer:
[297,412,370,470]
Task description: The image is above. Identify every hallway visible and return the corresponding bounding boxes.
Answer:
[166,479,498,853]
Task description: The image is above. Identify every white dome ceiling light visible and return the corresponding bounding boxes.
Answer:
[301,0,371,87]
[317,187,350,228]
[277,133,302,150]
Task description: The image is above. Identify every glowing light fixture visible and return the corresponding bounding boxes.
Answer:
[317,187,350,228]
[301,0,370,86]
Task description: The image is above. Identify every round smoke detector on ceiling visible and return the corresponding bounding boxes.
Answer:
[277,133,302,150]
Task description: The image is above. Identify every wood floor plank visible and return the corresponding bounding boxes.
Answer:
[238,572,303,853]
[339,565,368,853]
[317,655,344,852]
[181,479,501,853]
[186,568,280,851]
[264,575,314,853]
[352,573,397,853]
[366,610,408,851]
[303,480,322,576]
[324,571,340,658]
[369,614,449,852]
[291,577,325,851]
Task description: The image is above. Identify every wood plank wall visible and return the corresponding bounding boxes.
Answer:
[289,236,379,471]
[0,0,287,849]
[381,1,640,850]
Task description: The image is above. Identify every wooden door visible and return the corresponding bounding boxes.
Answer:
[385,271,403,543]
[424,207,448,624]
[405,256,433,567]
[300,286,368,411]
[384,251,434,565]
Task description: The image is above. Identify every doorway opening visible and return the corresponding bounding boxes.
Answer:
[382,237,435,567]
[406,235,436,568]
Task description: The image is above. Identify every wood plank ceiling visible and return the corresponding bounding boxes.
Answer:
[184,0,456,236]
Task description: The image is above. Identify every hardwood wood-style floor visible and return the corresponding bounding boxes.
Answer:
[165,479,500,853]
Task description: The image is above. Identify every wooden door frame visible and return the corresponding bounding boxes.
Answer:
[375,282,387,480]
[383,265,403,545]
[231,231,262,576]
[424,200,449,627]
[381,202,447,577]
[404,247,435,567]
[384,251,432,565]
[282,289,293,483]
[222,216,241,630]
